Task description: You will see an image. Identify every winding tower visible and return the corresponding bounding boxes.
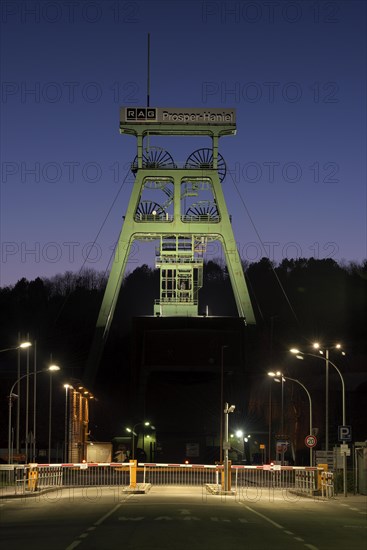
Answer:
[85,107,255,384]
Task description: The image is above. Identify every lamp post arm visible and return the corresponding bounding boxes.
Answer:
[9,372,33,398]
[302,352,346,425]
[327,359,346,425]
[285,376,312,428]
[8,370,46,398]
[285,376,313,467]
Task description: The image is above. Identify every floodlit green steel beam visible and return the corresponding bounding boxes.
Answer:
[84,107,255,385]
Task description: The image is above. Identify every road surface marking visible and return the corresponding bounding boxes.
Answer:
[244,505,319,550]
[65,502,124,550]
[244,506,284,529]
[94,503,122,526]
[155,516,173,521]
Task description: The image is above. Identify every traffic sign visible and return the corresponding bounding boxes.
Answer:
[338,425,352,442]
[305,435,317,448]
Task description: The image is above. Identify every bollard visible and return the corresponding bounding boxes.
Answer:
[227,460,232,491]
[318,463,328,493]
[129,460,137,488]
[27,464,38,492]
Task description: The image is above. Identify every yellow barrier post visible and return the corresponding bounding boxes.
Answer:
[27,464,38,492]
[318,463,328,492]
[129,459,137,488]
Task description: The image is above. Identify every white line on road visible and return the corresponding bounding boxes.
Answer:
[94,503,122,526]
[244,506,284,529]
[65,503,124,550]
[244,505,319,550]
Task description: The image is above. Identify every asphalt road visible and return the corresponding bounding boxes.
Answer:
[0,486,366,550]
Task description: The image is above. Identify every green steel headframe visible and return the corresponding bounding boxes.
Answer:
[84,107,255,385]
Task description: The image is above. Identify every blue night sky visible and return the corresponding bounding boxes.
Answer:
[1,0,366,287]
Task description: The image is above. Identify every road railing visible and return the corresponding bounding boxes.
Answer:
[0,462,333,498]
[0,462,134,496]
[232,465,319,496]
[139,463,219,486]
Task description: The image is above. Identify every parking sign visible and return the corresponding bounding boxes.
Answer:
[338,425,352,441]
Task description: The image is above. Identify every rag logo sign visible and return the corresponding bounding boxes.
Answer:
[126,108,157,121]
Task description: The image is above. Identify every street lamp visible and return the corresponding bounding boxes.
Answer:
[232,430,251,463]
[290,346,347,496]
[0,342,32,353]
[290,343,344,452]
[126,421,152,460]
[223,402,235,492]
[268,371,285,464]
[0,341,32,457]
[48,365,61,463]
[269,373,313,466]
[8,364,60,464]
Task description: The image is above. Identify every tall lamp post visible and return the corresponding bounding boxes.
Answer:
[48,365,61,463]
[0,342,32,459]
[290,346,347,496]
[8,364,60,464]
[268,371,285,464]
[269,372,313,466]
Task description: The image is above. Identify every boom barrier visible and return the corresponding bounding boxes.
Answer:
[0,463,331,498]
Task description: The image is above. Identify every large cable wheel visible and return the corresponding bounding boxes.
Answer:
[185,201,219,221]
[131,147,176,175]
[184,148,226,182]
[135,201,165,219]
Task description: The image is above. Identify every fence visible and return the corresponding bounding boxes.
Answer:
[0,463,331,498]
[140,463,218,486]
[0,463,132,496]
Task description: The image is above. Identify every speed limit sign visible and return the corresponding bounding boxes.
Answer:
[305,435,317,448]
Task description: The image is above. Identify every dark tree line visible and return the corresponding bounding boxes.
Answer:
[0,258,366,450]
[0,258,366,376]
